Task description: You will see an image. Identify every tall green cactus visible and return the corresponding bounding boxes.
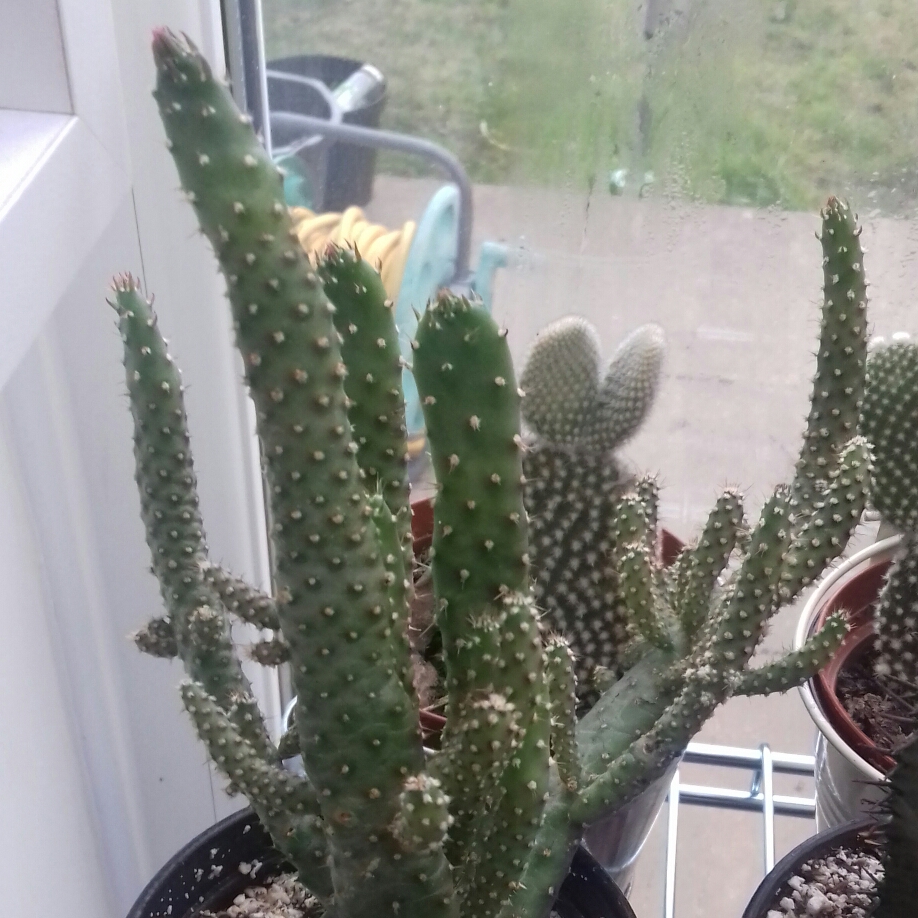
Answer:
[119,29,872,918]
[875,730,918,918]
[152,31,445,918]
[862,336,918,688]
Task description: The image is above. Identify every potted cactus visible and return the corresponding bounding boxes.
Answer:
[279,312,677,889]
[120,29,874,918]
[797,335,918,830]
[741,721,918,918]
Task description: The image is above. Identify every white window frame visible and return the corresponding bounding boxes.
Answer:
[0,2,282,915]
[0,0,132,389]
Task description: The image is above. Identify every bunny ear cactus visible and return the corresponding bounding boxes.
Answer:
[120,28,871,918]
[519,318,666,691]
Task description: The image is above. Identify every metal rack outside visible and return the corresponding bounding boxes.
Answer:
[661,742,816,918]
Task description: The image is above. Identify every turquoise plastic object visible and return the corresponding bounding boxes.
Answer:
[272,173,507,443]
[395,185,459,438]
[275,152,316,209]
[395,185,507,439]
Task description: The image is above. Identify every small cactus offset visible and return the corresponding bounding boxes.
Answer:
[862,336,918,689]
[119,29,873,918]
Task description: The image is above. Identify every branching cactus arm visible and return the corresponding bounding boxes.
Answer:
[181,680,333,898]
[673,489,745,643]
[114,278,272,759]
[730,613,847,697]
[316,246,413,556]
[873,534,918,682]
[861,339,918,685]
[875,732,918,918]
[789,196,868,515]
[544,636,581,795]
[413,296,532,699]
[203,564,280,631]
[863,337,918,533]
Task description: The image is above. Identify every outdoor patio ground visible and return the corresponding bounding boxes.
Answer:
[361,175,916,917]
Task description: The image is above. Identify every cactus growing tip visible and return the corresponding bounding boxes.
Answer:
[151,27,209,78]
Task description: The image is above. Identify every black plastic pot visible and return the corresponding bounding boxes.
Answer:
[127,807,636,918]
[741,817,877,918]
[267,54,387,212]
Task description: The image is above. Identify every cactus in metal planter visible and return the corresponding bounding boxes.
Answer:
[119,29,873,918]
[862,337,918,688]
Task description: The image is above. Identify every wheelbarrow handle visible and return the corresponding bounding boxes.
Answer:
[263,111,474,283]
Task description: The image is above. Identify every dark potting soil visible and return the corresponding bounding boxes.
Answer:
[836,645,918,757]
[764,842,883,917]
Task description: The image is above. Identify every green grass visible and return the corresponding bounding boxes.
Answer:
[263,0,918,214]
[642,0,918,212]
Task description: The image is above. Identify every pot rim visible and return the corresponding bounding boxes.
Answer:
[812,617,895,774]
[795,535,902,784]
[740,816,878,918]
[128,805,635,918]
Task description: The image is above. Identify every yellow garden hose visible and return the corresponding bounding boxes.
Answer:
[289,205,426,460]
[289,205,416,303]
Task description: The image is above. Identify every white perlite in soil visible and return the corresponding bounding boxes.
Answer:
[200,867,322,918]
[766,845,882,918]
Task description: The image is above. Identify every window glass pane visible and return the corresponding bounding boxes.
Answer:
[257,0,917,514]
[246,3,918,908]
[262,0,918,212]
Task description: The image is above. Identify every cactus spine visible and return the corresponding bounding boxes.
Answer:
[121,29,871,918]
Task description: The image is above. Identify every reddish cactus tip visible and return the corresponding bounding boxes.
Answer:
[151,26,177,53]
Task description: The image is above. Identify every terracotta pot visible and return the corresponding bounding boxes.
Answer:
[811,609,895,776]
[796,536,900,830]
[126,807,637,918]
[740,817,877,918]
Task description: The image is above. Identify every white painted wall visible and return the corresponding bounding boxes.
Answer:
[0,2,278,916]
